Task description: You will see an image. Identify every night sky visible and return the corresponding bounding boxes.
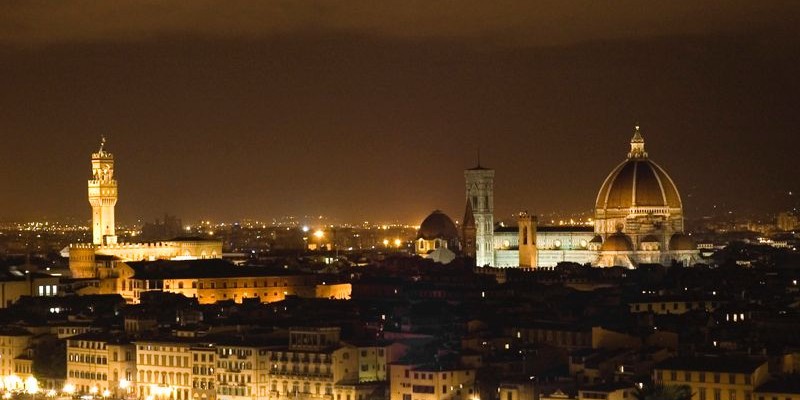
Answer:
[0,2,798,225]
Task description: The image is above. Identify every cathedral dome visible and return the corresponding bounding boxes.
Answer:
[669,233,696,251]
[601,232,634,252]
[595,126,682,211]
[418,210,459,241]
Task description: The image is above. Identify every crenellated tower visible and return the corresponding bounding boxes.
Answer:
[88,136,118,245]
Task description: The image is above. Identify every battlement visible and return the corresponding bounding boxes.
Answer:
[91,151,114,159]
[69,243,97,249]
[88,179,117,186]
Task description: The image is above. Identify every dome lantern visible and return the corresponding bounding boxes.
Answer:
[627,124,648,159]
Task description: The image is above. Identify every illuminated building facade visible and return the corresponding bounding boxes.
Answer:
[0,328,32,377]
[654,356,769,400]
[65,333,136,397]
[135,338,193,400]
[389,363,476,400]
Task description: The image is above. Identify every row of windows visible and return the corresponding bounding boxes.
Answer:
[271,381,333,395]
[659,370,752,385]
[219,374,252,384]
[697,388,751,400]
[138,370,190,386]
[138,354,190,367]
[633,302,720,311]
[68,370,107,381]
[192,353,215,362]
[70,341,107,350]
[270,352,332,363]
[68,353,107,364]
[138,345,189,352]
[167,280,295,290]
[403,370,462,379]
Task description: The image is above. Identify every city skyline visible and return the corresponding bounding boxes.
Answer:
[1,2,798,224]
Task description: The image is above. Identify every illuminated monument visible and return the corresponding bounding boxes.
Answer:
[460,125,700,268]
[592,125,699,267]
[465,163,495,266]
[69,139,222,279]
[88,136,118,245]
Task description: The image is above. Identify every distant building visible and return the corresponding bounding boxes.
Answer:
[140,214,184,241]
[389,363,476,400]
[777,212,798,231]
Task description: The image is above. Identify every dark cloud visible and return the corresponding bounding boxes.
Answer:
[1,1,797,46]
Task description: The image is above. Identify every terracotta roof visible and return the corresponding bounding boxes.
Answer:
[417,210,459,240]
[596,159,682,210]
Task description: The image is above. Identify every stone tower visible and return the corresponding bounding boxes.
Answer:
[88,137,118,245]
[465,163,494,267]
[461,199,476,260]
[518,211,538,268]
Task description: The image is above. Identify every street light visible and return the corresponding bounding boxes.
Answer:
[24,376,39,395]
[63,383,76,395]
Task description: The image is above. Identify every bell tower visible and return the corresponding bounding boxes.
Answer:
[465,160,494,267]
[88,136,118,245]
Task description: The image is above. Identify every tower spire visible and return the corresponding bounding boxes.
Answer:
[627,123,648,159]
[99,135,106,153]
[477,148,481,168]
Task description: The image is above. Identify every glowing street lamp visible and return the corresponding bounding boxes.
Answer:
[102,389,111,398]
[63,383,76,395]
[313,230,324,239]
[24,376,39,395]
[89,386,99,395]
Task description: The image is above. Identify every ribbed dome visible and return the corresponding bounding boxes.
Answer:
[669,233,696,251]
[601,232,634,252]
[596,126,682,210]
[417,210,459,240]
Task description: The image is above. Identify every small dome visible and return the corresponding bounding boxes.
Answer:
[590,235,603,244]
[669,233,696,251]
[641,235,660,243]
[601,232,634,252]
[418,210,459,240]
